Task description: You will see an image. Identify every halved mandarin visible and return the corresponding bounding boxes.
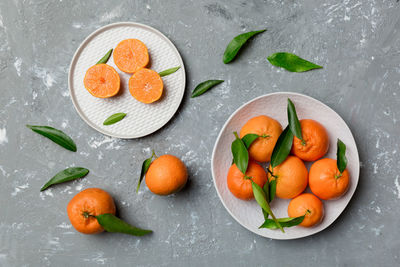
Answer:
[113,39,149,73]
[83,64,120,98]
[129,68,163,104]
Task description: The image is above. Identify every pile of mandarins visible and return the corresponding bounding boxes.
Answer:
[227,115,350,227]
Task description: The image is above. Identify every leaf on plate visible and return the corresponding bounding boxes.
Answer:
[103,113,127,126]
[259,215,305,229]
[337,138,348,173]
[241,133,259,149]
[231,132,249,174]
[159,66,181,77]
[270,126,293,168]
[287,98,303,141]
[96,49,113,64]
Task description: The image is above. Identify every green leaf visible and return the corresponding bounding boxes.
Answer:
[337,138,347,173]
[262,181,270,220]
[40,167,89,191]
[259,216,305,229]
[96,49,113,64]
[103,113,127,125]
[287,98,303,140]
[191,80,224,98]
[137,150,155,193]
[223,29,266,64]
[26,125,77,152]
[251,181,284,232]
[269,179,277,203]
[267,52,322,72]
[270,126,294,168]
[159,66,180,77]
[96,214,152,236]
[241,133,259,149]
[231,132,249,174]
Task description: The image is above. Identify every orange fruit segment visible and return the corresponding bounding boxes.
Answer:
[145,155,188,195]
[291,119,329,161]
[129,68,164,103]
[227,161,267,200]
[67,188,116,234]
[268,155,308,199]
[288,193,324,227]
[309,158,350,200]
[113,39,149,73]
[240,115,282,163]
[83,64,120,98]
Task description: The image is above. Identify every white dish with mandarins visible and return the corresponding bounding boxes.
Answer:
[211,92,359,240]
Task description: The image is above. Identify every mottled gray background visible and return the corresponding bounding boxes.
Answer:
[1,0,399,266]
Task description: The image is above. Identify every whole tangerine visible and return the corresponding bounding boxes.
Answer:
[227,161,268,200]
[145,155,188,195]
[67,188,116,234]
[240,115,282,163]
[288,193,324,227]
[291,119,329,161]
[268,155,308,199]
[309,158,350,200]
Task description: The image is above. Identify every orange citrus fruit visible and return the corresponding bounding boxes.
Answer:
[227,161,267,200]
[288,193,324,227]
[113,39,149,73]
[309,158,350,200]
[291,119,329,161]
[268,155,308,199]
[67,188,116,234]
[145,155,188,195]
[240,115,282,162]
[83,64,120,98]
[129,68,164,104]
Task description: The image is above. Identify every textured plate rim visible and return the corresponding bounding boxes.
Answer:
[68,22,186,139]
[211,92,360,240]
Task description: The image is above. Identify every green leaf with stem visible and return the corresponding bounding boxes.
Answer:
[337,138,347,174]
[251,181,284,232]
[287,98,303,141]
[259,215,305,229]
[267,52,322,72]
[41,167,89,191]
[96,214,152,236]
[26,125,77,152]
[262,181,270,220]
[96,49,113,64]
[231,132,249,174]
[270,125,294,168]
[223,30,266,64]
[159,66,180,77]
[191,80,224,98]
[137,150,156,193]
[268,179,277,203]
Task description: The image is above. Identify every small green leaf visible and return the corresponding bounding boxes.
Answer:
[270,126,294,168]
[337,139,348,173]
[96,214,152,236]
[287,98,303,140]
[231,132,249,174]
[262,181,270,220]
[267,52,322,72]
[259,215,305,229]
[191,80,224,98]
[96,49,113,64]
[241,133,259,149]
[103,113,127,126]
[251,181,284,232]
[223,29,266,64]
[159,66,180,77]
[41,167,89,191]
[26,125,77,152]
[137,150,155,193]
[269,179,277,203]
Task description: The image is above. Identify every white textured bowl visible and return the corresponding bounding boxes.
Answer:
[211,92,359,240]
[68,22,185,138]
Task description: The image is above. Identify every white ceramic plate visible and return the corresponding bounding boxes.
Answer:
[68,22,185,138]
[211,92,359,240]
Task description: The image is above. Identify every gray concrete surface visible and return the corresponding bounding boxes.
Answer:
[1,0,400,266]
